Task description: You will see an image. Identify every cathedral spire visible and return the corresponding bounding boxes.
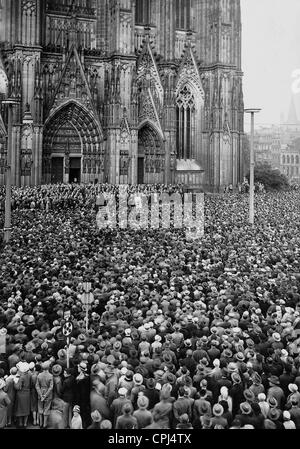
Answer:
[286,96,300,125]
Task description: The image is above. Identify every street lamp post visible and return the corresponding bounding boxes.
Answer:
[244,108,261,225]
[2,98,20,243]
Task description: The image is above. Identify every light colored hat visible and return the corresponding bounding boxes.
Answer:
[272,332,281,342]
[288,384,298,394]
[91,410,102,422]
[283,411,291,420]
[16,362,30,373]
[213,404,224,417]
[73,405,80,413]
[137,395,149,409]
[118,387,128,396]
[133,373,143,385]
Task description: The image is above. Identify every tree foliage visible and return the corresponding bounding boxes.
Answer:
[246,162,290,191]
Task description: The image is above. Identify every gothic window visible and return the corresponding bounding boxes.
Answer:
[282,155,285,164]
[176,0,191,30]
[176,85,195,160]
[296,155,299,164]
[136,0,151,25]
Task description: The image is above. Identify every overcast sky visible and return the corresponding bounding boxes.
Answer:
[241,0,300,131]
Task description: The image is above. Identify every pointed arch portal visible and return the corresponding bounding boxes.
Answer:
[138,123,165,184]
[42,101,104,184]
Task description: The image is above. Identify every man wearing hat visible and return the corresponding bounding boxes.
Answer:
[7,344,22,370]
[249,372,264,398]
[133,395,152,429]
[105,362,119,407]
[229,372,244,416]
[130,374,145,408]
[110,388,132,427]
[286,384,300,408]
[267,376,285,409]
[74,362,91,429]
[14,324,28,345]
[61,368,76,428]
[116,402,138,429]
[235,402,254,427]
[173,386,193,426]
[211,404,228,429]
[143,378,160,410]
[87,410,102,429]
[288,397,300,428]
[90,378,110,420]
[35,361,54,428]
[283,410,296,429]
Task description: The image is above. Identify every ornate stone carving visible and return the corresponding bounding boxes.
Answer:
[176,44,205,100]
[176,85,195,110]
[22,0,36,14]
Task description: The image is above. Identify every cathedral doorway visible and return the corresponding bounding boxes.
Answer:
[137,123,164,184]
[69,157,81,183]
[51,157,63,184]
[43,101,103,184]
[137,157,144,184]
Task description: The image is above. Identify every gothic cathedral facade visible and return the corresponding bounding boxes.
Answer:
[0,0,244,192]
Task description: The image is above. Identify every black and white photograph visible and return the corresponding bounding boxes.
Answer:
[0,0,300,440]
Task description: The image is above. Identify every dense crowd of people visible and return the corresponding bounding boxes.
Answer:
[0,183,299,430]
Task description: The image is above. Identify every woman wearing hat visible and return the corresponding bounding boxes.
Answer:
[218,386,233,413]
[14,362,31,428]
[71,405,83,429]
[0,379,11,429]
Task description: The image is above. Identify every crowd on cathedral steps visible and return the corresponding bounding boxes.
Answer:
[0,183,300,429]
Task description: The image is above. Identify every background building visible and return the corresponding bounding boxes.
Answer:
[0,0,244,192]
[254,126,281,169]
[251,97,300,184]
[280,140,300,183]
